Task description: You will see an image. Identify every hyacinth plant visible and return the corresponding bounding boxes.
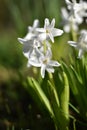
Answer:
[18,18,70,130]
[18,0,87,130]
[61,0,87,127]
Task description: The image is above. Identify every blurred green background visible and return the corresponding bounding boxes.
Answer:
[0,0,70,129]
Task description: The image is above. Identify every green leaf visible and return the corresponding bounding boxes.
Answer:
[60,72,69,121]
[48,77,69,130]
[27,77,54,118]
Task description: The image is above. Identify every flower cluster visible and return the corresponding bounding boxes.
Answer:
[18,0,87,77]
[61,0,87,58]
[18,18,63,78]
[61,0,87,32]
[68,30,87,58]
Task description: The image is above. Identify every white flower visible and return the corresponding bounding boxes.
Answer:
[18,19,41,58]
[24,19,39,40]
[68,30,87,58]
[18,18,61,78]
[61,7,78,33]
[65,0,87,24]
[36,18,63,43]
[29,48,60,78]
[18,19,39,44]
[18,38,41,58]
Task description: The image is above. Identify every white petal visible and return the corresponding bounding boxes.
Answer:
[65,0,71,4]
[84,36,87,43]
[34,40,41,48]
[41,64,46,78]
[48,33,54,43]
[68,41,77,47]
[63,24,70,33]
[23,52,29,58]
[29,59,41,67]
[36,28,46,32]
[46,67,54,73]
[52,28,63,37]
[72,0,76,4]
[38,33,46,41]
[28,19,39,32]
[51,18,55,28]
[75,14,83,24]
[44,18,50,28]
[49,61,61,67]
[61,7,69,19]
[23,41,32,53]
[18,38,27,44]
[33,19,39,28]
[27,62,31,67]
[24,32,35,40]
[78,49,83,58]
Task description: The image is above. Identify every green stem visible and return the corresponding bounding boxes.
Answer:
[70,17,77,41]
[43,40,47,54]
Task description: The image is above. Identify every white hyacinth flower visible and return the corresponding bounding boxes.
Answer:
[65,0,87,24]
[18,18,63,78]
[61,7,78,33]
[18,38,41,58]
[29,48,60,78]
[36,18,63,43]
[18,19,39,44]
[68,30,87,58]
[18,19,39,43]
[18,19,41,58]
[24,19,39,40]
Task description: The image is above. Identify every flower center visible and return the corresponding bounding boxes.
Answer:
[46,29,49,34]
[43,58,48,64]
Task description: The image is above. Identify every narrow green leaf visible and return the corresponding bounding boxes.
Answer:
[48,79,69,130]
[69,103,79,114]
[60,72,69,121]
[70,65,82,84]
[27,77,54,118]
[48,80,60,108]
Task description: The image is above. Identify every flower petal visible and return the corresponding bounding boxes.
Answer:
[18,38,27,44]
[68,41,77,47]
[78,49,83,58]
[51,18,55,28]
[23,40,32,53]
[52,28,63,37]
[48,32,54,43]
[65,0,72,4]
[49,61,61,67]
[61,7,69,19]
[38,33,46,41]
[36,28,46,32]
[63,24,70,33]
[44,18,50,28]
[23,52,29,58]
[33,19,39,28]
[24,32,35,40]
[46,67,54,73]
[29,58,41,67]
[41,64,46,78]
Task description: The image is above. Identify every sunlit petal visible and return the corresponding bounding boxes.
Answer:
[41,64,46,78]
